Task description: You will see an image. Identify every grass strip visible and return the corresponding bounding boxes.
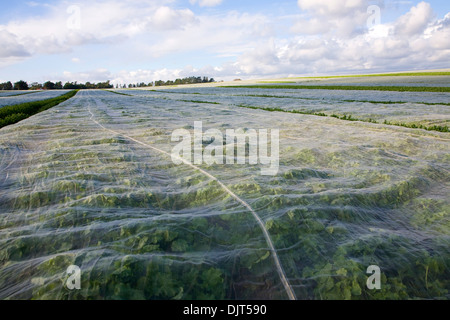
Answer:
[236,104,449,133]
[257,81,297,84]
[105,90,132,96]
[284,72,450,79]
[178,99,221,104]
[235,94,316,100]
[0,90,79,128]
[237,95,450,106]
[342,99,450,106]
[381,120,449,132]
[147,89,216,96]
[220,85,450,92]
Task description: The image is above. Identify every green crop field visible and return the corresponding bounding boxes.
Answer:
[0,75,449,300]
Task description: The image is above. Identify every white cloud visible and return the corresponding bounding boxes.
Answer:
[141,11,273,58]
[47,2,450,84]
[189,0,223,7]
[61,69,112,83]
[151,6,197,30]
[297,0,369,17]
[112,68,183,85]
[0,0,195,60]
[1,0,449,82]
[291,18,331,35]
[223,4,450,78]
[0,29,31,58]
[293,0,371,36]
[394,1,434,36]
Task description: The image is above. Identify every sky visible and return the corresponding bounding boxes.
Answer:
[0,0,449,85]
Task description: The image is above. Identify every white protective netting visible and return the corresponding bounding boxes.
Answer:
[0,86,449,300]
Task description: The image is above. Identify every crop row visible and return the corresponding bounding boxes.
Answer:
[221,85,450,92]
[130,91,449,133]
[0,90,79,128]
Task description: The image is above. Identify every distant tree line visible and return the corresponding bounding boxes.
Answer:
[115,76,216,88]
[0,80,114,90]
[155,76,215,87]
[1,76,216,91]
[116,83,151,89]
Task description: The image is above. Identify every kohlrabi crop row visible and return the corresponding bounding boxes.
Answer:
[0,83,448,300]
[126,87,450,130]
[0,91,39,98]
[0,90,72,108]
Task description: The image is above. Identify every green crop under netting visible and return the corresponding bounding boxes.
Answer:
[0,84,449,300]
